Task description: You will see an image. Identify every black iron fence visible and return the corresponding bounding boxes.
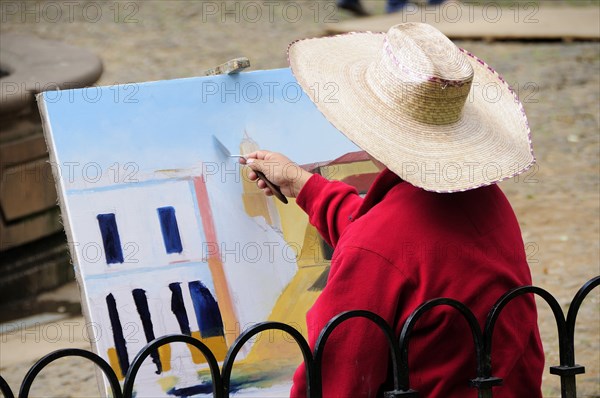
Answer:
[1,276,598,398]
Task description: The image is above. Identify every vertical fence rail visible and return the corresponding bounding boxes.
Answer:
[551,275,600,398]
[2,277,598,398]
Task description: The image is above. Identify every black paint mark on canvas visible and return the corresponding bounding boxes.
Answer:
[169,282,191,336]
[106,293,130,374]
[167,384,212,397]
[188,281,225,338]
[132,288,162,374]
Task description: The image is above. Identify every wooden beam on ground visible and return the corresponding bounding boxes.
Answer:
[325,3,600,41]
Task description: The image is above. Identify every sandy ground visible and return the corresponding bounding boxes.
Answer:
[1,1,598,397]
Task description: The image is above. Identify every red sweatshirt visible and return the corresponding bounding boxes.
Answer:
[290,169,544,398]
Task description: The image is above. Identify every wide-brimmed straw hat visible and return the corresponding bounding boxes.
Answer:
[288,23,534,193]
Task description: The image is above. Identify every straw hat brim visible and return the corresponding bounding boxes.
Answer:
[288,32,535,193]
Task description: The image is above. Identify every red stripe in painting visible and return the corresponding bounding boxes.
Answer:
[194,176,220,257]
[193,176,238,345]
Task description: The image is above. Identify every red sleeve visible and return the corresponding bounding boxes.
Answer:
[290,246,404,398]
[295,174,363,247]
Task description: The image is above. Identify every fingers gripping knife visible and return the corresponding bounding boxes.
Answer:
[213,135,288,204]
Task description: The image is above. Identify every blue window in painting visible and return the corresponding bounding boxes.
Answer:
[157,206,183,254]
[97,213,124,264]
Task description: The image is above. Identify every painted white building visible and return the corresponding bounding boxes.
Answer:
[65,167,297,396]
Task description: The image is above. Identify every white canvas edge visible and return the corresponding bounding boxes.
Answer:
[36,93,109,397]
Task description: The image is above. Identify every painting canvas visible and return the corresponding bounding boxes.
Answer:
[38,68,379,397]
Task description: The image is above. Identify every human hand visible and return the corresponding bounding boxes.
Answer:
[240,150,313,198]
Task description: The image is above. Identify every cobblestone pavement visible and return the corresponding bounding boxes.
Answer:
[1,1,598,397]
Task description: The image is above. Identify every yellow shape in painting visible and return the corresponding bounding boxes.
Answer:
[239,131,281,228]
[189,331,228,364]
[275,198,331,269]
[158,376,179,392]
[107,347,124,380]
[196,266,325,387]
[297,224,330,268]
[275,197,308,260]
[244,265,326,363]
[158,344,172,372]
[220,150,377,387]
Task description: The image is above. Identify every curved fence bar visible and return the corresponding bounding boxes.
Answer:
[566,276,600,344]
[0,374,14,398]
[221,322,314,398]
[313,310,403,398]
[398,298,489,397]
[122,334,222,398]
[2,277,598,398]
[18,348,122,398]
[484,286,566,371]
[552,275,600,398]
[485,285,577,398]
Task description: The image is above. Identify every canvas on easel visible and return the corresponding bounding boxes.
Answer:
[39,67,379,397]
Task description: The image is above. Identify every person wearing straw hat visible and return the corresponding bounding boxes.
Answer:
[243,23,544,397]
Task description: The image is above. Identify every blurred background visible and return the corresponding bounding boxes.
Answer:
[0,0,598,396]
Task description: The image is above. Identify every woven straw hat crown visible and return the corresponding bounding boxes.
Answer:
[288,23,534,192]
[370,23,474,125]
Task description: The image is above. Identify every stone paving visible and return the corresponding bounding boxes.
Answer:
[1,1,598,397]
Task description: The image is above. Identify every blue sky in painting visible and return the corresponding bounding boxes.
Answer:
[42,68,358,185]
